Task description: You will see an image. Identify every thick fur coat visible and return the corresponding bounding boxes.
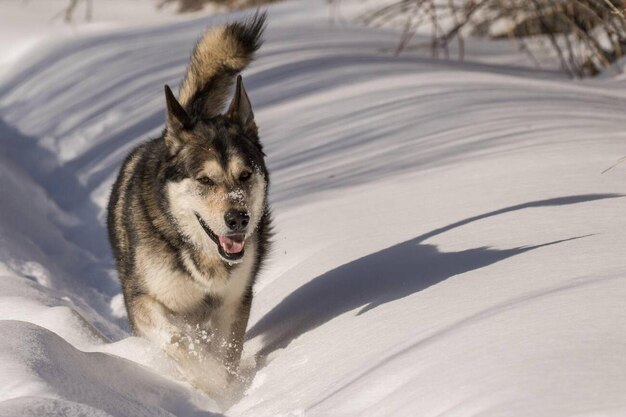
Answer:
[107,13,270,404]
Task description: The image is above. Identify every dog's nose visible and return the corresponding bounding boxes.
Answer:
[224,209,249,231]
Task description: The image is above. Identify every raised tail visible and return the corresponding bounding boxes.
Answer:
[178,11,266,118]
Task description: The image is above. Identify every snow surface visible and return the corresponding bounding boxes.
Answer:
[0,0,208,76]
[1,0,626,416]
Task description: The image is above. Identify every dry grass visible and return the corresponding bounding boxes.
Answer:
[157,0,282,13]
[333,0,626,77]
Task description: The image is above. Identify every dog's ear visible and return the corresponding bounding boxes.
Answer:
[226,76,257,135]
[164,85,192,152]
[165,85,191,130]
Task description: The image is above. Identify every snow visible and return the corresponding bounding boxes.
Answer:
[0,0,216,78]
[1,0,626,416]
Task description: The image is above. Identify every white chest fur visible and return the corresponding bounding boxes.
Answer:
[137,237,256,318]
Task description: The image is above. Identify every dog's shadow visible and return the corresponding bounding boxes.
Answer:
[247,193,622,367]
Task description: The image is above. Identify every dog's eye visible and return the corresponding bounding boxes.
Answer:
[239,171,252,182]
[197,177,214,186]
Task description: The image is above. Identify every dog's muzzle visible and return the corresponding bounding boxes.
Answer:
[195,213,246,262]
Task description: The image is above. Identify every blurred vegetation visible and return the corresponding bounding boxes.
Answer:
[333,0,626,77]
[63,0,93,22]
[62,0,626,77]
[157,0,282,12]
[62,0,281,18]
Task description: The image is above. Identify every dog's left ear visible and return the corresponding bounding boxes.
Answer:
[164,85,193,154]
[165,85,191,131]
[226,75,257,135]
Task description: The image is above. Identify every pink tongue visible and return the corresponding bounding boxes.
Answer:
[218,235,245,254]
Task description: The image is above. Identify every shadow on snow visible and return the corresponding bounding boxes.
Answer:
[248,193,623,365]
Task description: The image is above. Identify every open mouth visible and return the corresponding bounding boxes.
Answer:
[195,213,245,262]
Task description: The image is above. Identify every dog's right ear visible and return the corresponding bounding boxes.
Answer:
[164,85,192,152]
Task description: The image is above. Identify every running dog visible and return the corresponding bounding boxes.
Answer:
[107,12,271,404]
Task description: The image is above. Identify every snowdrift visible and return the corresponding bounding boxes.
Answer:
[0,1,625,416]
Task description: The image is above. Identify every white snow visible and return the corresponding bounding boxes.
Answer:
[1,0,626,416]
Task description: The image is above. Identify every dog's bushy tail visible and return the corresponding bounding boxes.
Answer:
[178,11,266,118]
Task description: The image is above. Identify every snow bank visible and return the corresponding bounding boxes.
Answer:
[1,0,625,416]
[0,0,190,75]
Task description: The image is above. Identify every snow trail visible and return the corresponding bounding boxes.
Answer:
[1,1,625,416]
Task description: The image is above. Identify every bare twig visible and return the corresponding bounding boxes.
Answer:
[353,0,626,77]
[601,155,626,174]
[604,0,626,18]
[64,0,79,22]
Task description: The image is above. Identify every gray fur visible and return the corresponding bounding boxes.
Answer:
[107,14,270,407]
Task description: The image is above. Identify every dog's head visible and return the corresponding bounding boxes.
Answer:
[162,77,268,263]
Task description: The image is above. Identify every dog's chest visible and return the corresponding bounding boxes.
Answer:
[137,242,255,314]
[185,243,257,307]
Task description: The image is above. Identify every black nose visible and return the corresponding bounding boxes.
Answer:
[224,209,249,231]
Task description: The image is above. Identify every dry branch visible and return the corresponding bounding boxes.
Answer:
[349,0,626,77]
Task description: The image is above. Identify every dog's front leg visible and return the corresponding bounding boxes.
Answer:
[194,299,252,409]
[131,294,181,344]
[132,295,231,404]
[224,289,253,373]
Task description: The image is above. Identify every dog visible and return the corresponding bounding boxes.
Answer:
[107,12,271,404]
